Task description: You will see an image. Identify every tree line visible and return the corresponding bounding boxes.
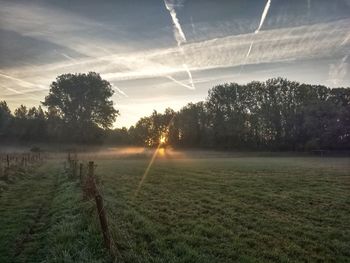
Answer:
[0,73,349,151]
[127,78,349,151]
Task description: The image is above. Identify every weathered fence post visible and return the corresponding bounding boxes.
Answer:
[95,193,111,250]
[80,161,114,253]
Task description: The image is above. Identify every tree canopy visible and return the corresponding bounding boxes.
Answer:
[43,72,118,142]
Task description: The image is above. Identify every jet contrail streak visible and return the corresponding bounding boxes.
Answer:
[0,72,46,89]
[166,75,194,90]
[163,0,195,90]
[246,41,254,58]
[255,0,271,34]
[182,64,195,89]
[164,0,187,46]
[341,33,350,46]
[6,87,22,94]
[247,0,271,58]
[114,86,128,97]
[0,85,41,101]
[240,0,272,74]
[61,53,77,62]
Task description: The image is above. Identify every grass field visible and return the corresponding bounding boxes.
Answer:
[0,162,111,263]
[1,152,349,262]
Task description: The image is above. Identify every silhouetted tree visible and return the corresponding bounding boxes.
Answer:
[43,72,119,142]
[0,101,12,137]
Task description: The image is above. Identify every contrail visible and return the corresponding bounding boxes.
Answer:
[246,41,254,58]
[6,87,22,94]
[255,0,271,34]
[182,63,195,88]
[166,75,194,90]
[164,0,187,46]
[247,0,272,58]
[53,49,77,62]
[0,72,46,89]
[246,0,271,58]
[240,0,272,73]
[341,33,350,46]
[61,53,77,62]
[114,86,128,97]
[0,85,41,101]
[163,0,195,90]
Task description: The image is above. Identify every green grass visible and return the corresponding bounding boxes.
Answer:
[94,157,350,263]
[0,162,110,263]
[1,155,349,262]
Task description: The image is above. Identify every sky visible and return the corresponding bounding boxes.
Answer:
[0,0,349,128]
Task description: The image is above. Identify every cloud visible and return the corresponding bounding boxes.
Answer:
[1,17,348,98]
[0,2,127,58]
[0,1,349,106]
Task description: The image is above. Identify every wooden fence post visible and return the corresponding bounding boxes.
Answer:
[95,193,111,250]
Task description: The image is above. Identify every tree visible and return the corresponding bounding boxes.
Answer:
[26,106,47,141]
[0,101,12,138]
[12,105,28,139]
[43,72,119,142]
[175,102,208,147]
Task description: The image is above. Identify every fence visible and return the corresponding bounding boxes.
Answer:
[0,153,43,181]
[66,153,118,257]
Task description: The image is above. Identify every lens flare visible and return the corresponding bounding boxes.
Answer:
[134,130,171,197]
[134,142,162,197]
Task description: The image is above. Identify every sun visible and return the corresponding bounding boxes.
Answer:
[159,135,166,144]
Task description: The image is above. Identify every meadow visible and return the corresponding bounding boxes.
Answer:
[0,150,349,262]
